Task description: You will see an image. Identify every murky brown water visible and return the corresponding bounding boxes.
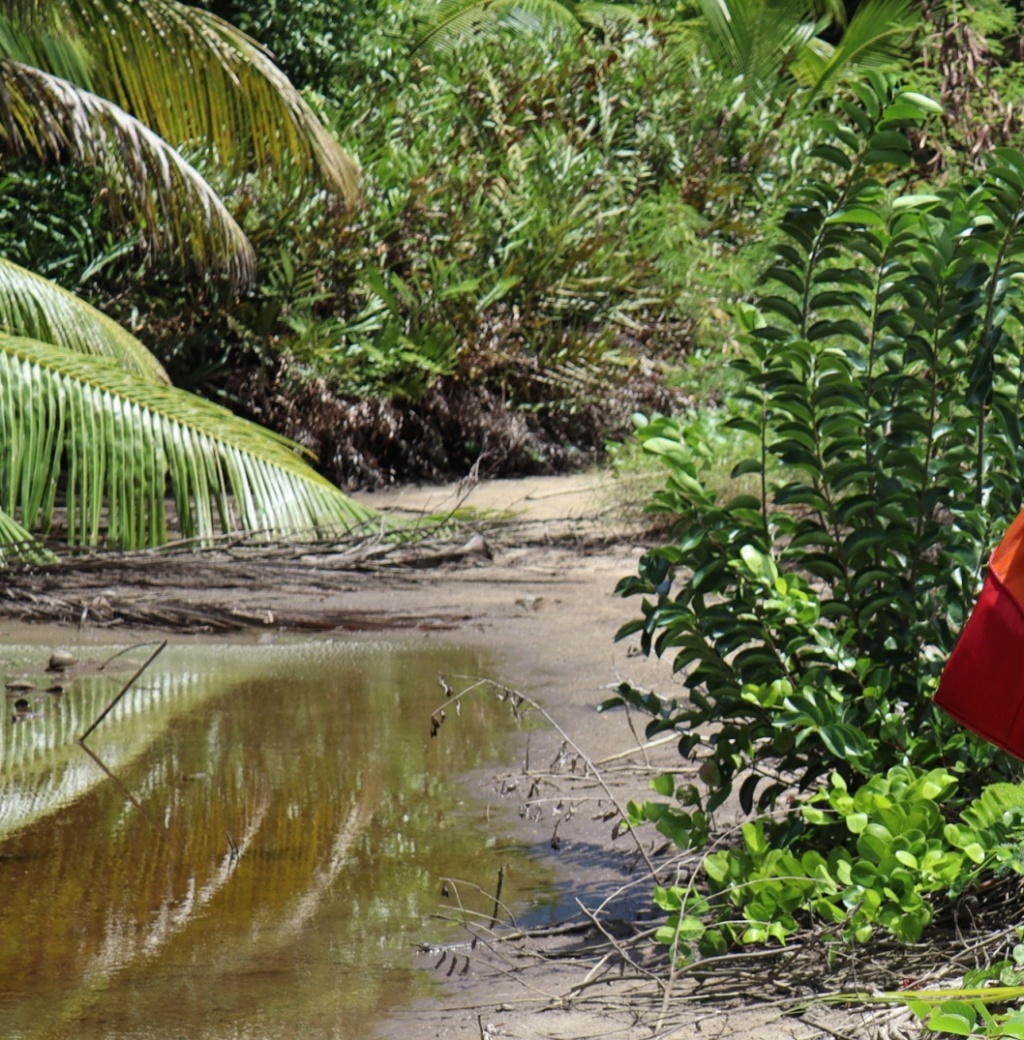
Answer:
[0,638,556,1039]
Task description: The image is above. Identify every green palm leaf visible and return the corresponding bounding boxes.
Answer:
[0,259,171,385]
[673,0,911,108]
[792,0,914,107]
[3,0,360,206]
[695,0,821,106]
[0,11,93,85]
[0,504,53,564]
[0,58,257,285]
[413,0,637,51]
[0,334,373,550]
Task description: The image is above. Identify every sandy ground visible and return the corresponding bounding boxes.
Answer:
[350,476,824,1040]
[0,473,834,1040]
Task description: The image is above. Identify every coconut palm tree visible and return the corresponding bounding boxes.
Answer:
[0,0,371,556]
[689,0,914,110]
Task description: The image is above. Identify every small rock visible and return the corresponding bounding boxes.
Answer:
[11,697,38,721]
[461,533,493,559]
[47,650,77,672]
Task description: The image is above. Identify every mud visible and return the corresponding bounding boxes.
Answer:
[0,473,820,1040]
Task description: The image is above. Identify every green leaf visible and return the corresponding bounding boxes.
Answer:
[927,1003,976,1036]
[846,812,869,833]
[825,206,885,226]
[653,886,684,911]
[0,334,372,550]
[0,259,169,383]
[676,916,706,942]
[892,194,943,210]
[896,90,943,114]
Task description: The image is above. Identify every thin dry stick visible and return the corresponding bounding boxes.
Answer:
[79,742,162,830]
[79,640,167,743]
[593,733,679,766]
[98,640,167,671]
[488,865,506,930]
[435,674,660,877]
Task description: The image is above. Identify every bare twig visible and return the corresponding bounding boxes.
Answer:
[79,640,167,743]
[97,640,167,671]
[592,733,680,766]
[488,866,506,931]
[433,674,661,878]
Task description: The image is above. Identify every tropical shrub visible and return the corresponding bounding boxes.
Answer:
[613,75,1024,810]
[608,73,1024,953]
[311,29,801,393]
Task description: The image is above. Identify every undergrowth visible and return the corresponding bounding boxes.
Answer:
[605,73,1024,1035]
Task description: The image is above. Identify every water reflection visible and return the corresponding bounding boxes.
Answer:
[0,640,555,1039]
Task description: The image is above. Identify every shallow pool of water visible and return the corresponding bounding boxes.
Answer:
[0,638,557,1039]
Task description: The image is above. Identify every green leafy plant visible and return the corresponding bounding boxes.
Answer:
[607,72,1024,963]
[641,769,1024,960]
[611,75,1024,819]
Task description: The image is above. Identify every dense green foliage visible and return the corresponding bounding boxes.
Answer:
[610,73,1024,965]
[11,0,1024,1017]
[0,0,944,491]
[198,0,381,96]
[21,0,923,486]
[0,0,370,550]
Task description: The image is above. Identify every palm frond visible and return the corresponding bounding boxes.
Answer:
[0,503,53,564]
[415,0,579,51]
[38,0,360,206]
[0,259,171,385]
[414,0,636,51]
[0,58,257,286]
[795,0,914,106]
[0,334,373,550]
[696,0,820,106]
[0,11,93,85]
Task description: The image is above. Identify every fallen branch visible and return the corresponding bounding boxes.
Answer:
[79,640,167,743]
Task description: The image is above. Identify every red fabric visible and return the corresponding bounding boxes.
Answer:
[935,570,1024,758]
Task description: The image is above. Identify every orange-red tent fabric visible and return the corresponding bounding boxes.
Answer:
[935,509,1024,758]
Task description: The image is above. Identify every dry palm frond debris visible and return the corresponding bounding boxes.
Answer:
[0,518,507,632]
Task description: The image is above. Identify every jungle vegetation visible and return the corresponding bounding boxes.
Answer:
[6,0,1024,1028]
